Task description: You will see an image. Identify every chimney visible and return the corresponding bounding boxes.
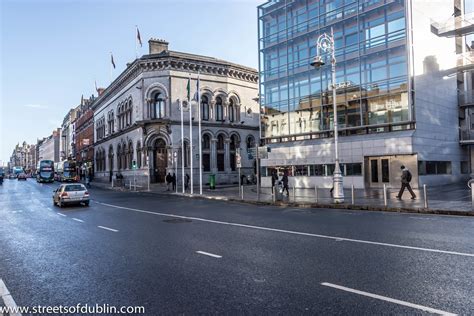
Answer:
[97,88,105,96]
[149,38,169,54]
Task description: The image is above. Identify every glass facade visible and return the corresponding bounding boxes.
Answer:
[258,0,412,141]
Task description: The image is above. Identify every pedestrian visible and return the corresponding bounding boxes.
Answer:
[397,165,416,200]
[271,170,278,193]
[185,173,190,191]
[165,172,172,191]
[282,170,290,196]
[172,173,176,191]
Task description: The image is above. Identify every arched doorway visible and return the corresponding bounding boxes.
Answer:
[151,138,167,183]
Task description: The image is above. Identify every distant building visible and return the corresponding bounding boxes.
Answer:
[257,0,473,188]
[38,129,61,162]
[75,95,96,178]
[9,141,36,173]
[92,39,259,187]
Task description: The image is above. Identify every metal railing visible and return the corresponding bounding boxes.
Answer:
[431,12,474,37]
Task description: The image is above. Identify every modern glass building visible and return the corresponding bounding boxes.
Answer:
[258,0,472,189]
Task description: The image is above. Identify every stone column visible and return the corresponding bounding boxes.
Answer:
[224,101,230,123]
[210,100,216,122]
[211,138,217,172]
[224,138,231,172]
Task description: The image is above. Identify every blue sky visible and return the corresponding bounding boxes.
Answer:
[0,0,261,164]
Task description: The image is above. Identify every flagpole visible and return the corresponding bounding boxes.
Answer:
[189,74,194,195]
[181,99,185,194]
[135,25,138,59]
[109,52,112,84]
[197,72,202,195]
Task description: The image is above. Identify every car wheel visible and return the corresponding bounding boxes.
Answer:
[58,200,63,208]
[84,201,90,207]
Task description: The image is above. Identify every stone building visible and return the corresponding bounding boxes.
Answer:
[75,95,96,179]
[92,39,259,188]
[38,129,61,162]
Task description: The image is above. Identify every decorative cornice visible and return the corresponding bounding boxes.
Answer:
[92,51,258,113]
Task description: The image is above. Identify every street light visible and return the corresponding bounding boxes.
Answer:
[311,27,344,203]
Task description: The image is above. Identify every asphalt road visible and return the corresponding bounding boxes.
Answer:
[0,178,473,315]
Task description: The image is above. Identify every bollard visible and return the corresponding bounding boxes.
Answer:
[112,178,114,188]
[423,184,428,209]
[129,180,132,190]
[315,185,318,203]
[383,184,387,207]
[351,185,355,205]
[241,185,244,200]
[293,186,296,201]
[471,183,474,210]
[272,185,276,203]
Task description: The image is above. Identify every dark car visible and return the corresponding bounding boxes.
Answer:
[17,173,27,181]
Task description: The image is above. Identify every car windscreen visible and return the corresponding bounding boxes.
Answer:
[64,185,86,192]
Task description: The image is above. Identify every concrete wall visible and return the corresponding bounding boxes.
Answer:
[410,0,469,185]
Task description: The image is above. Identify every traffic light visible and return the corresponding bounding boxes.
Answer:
[132,160,137,170]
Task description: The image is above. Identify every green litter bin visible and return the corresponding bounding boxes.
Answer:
[209,174,216,190]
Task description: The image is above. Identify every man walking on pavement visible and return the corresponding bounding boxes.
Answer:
[282,170,290,196]
[397,165,416,200]
[165,172,172,191]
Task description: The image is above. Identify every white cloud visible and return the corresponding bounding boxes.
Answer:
[24,104,48,109]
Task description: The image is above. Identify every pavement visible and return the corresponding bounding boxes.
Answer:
[1,178,473,315]
[94,180,474,215]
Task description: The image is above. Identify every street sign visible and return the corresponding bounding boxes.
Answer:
[258,146,270,159]
[236,150,242,168]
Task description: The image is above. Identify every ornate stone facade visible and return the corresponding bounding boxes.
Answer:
[92,39,259,188]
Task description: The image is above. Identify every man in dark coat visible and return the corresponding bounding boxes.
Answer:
[397,165,416,200]
[165,173,172,191]
[281,170,290,196]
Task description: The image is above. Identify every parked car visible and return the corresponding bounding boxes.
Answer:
[8,174,16,179]
[53,183,90,207]
[17,173,27,181]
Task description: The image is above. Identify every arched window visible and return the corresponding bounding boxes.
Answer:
[246,135,255,151]
[201,95,209,121]
[128,141,133,169]
[230,135,238,171]
[217,134,225,172]
[229,99,235,122]
[109,145,114,172]
[136,142,141,168]
[117,144,122,170]
[202,134,211,172]
[151,92,165,119]
[216,97,223,121]
[127,100,133,126]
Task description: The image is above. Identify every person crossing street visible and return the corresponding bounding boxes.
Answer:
[397,165,416,200]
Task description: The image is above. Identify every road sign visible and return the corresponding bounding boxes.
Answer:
[236,154,242,169]
[257,146,270,159]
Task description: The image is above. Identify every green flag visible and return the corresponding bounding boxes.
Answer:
[186,77,191,101]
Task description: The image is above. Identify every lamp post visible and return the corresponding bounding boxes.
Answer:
[311,27,344,203]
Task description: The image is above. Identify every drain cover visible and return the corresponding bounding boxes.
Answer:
[163,218,192,224]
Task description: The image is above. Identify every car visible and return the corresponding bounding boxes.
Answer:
[8,174,16,179]
[53,183,90,207]
[17,173,27,181]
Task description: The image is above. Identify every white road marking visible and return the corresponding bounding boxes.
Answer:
[72,218,84,223]
[57,213,66,217]
[321,282,456,316]
[196,251,222,258]
[97,226,118,232]
[95,201,474,258]
[46,208,52,211]
[0,278,22,316]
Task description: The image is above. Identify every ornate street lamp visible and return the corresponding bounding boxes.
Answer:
[311,27,344,203]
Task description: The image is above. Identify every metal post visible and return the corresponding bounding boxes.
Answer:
[383,184,387,207]
[112,178,114,188]
[423,184,428,209]
[241,185,244,200]
[272,185,276,203]
[351,185,354,205]
[293,186,296,201]
[471,183,474,210]
[189,86,193,196]
[315,185,318,203]
[238,167,241,198]
[256,143,260,201]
